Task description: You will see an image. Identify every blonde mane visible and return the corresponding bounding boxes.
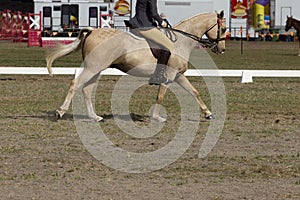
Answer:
[174,13,214,27]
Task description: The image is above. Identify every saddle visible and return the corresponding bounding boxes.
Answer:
[124,20,163,59]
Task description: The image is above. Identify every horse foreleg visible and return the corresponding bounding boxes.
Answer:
[151,84,168,122]
[175,74,213,119]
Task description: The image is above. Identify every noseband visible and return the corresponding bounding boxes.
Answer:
[207,19,226,52]
[164,16,226,52]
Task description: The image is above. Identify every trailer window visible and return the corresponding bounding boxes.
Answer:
[61,4,79,29]
[43,7,51,17]
[43,7,52,30]
[54,6,61,11]
[100,6,107,12]
[90,7,98,18]
[89,7,98,27]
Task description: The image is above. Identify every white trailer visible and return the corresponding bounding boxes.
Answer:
[131,0,247,37]
[157,0,230,26]
[34,0,111,31]
[33,0,300,33]
[274,0,300,29]
[129,0,231,28]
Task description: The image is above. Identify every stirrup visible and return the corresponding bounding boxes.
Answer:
[149,76,173,85]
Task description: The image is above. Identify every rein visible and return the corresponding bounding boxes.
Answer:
[164,19,226,49]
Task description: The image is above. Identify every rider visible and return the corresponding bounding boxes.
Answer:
[129,0,174,85]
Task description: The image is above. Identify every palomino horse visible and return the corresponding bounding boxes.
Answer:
[285,16,300,56]
[46,11,226,122]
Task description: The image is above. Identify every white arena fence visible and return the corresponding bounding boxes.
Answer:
[1,67,300,83]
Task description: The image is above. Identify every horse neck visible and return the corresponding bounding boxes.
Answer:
[292,18,300,30]
[172,13,217,56]
[174,13,216,38]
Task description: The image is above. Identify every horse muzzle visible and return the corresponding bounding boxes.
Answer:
[211,43,225,55]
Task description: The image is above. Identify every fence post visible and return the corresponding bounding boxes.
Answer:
[240,70,253,83]
[27,12,42,47]
[100,12,113,28]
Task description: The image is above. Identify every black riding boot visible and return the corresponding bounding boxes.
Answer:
[149,49,172,85]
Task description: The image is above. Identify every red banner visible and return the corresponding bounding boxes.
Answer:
[231,0,248,19]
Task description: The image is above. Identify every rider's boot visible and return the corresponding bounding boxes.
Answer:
[149,49,172,85]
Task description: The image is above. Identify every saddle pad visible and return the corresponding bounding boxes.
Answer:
[124,30,146,41]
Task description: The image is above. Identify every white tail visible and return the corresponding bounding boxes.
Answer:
[45,27,94,76]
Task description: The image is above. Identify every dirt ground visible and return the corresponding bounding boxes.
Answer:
[0,74,299,200]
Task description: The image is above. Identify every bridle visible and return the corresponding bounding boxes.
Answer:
[285,17,293,31]
[164,16,226,52]
[285,17,300,38]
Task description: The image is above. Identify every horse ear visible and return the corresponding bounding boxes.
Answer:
[220,10,224,18]
[217,10,224,19]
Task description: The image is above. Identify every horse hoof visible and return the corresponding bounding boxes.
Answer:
[95,116,104,122]
[152,116,167,123]
[55,110,62,121]
[206,114,214,120]
[55,110,65,121]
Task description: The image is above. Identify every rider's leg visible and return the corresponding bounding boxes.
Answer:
[149,49,171,85]
[138,28,174,85]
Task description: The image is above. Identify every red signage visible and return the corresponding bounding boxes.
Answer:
[114,0,130,16]
[231,0,248,19]
[28,30,41,47]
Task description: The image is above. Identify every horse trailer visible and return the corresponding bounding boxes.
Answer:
[33,0,111,31]
[32,0,300,35]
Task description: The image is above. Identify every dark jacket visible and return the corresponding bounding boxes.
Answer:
[129,0,163,28]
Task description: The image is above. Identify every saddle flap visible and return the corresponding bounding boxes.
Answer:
[122,21,162,59]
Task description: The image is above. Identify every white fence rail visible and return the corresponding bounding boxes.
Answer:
[1,67,300,83]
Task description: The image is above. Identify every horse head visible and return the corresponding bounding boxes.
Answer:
[285,16,293,32]
[205,10,226,54]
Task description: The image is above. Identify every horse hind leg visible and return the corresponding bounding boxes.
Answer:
[81,75,103,122]
[56,69,102,121]
[55,78,76,120]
